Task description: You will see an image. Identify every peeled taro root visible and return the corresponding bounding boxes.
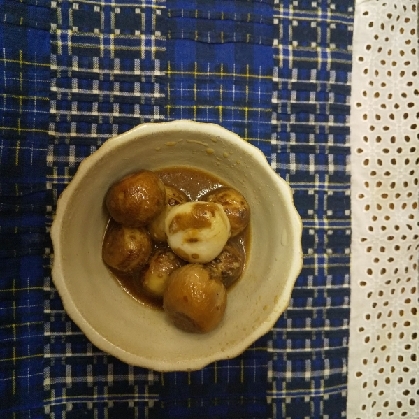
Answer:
[105,170,166,228]
[165,201,231,263]
[204,187,250,237]
[142,248,185,299]
[102,220,152,273]
[163,264,226,333]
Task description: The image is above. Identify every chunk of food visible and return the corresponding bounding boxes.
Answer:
[205,241,245,288]
[102,220,152,273]
[163,264,227,333]
[142,248,185,299]
[205,187,250,237]
[105,170,166,227]
[149,185,189,242]
[165,201,231,263]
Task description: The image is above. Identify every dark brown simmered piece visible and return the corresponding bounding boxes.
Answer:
[105,170,166,228]
[205,241,245,288]
[204,187,250,237]
[163,264,226,333]
[165,185,189,207]
[142,248,185,299]
[102,220,152,273]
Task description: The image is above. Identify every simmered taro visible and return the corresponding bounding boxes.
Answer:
[105,170,166,228]
[102,166,250,334]
[142,248,185,299]
[102,220,152,273]
[205,241,245,288]
[165,201,231,263]
[204,187,250,237]
[163,264,226,333]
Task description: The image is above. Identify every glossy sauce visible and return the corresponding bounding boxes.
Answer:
[107,166,250,310]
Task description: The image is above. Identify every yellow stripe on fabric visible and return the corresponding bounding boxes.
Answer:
[12,275,16,395]
[193,62,197,120]
[43,394,160,403]
[0,322,44,330]
[244,64,250,140]
[19,51,23,105]
[15,138,20,165]
[0,354,43,363]
[0,287,44,292]
[218,64,224,123]
[166,69,271,80]
[166,61,172,119]
[51,37,165,52]
[61,0,165,9]
[0,127,49,134]
[273,54,351,65]
[0,94,49,101]
[14,51,23,165]
[165,105,270,113]
[0,57,50,67]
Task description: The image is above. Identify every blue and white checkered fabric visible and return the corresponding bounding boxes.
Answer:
[0,0,353,417]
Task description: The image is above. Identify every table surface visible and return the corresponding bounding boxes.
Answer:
[0,0,417,418]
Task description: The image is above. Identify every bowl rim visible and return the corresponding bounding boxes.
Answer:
[51,120,303,371]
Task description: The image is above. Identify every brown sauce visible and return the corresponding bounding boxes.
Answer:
[106,166,250,310]
[156,166,225,201]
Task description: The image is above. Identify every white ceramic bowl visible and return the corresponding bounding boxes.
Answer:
[51,120,302,371]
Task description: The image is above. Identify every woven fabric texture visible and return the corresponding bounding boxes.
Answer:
[0,0,354,418]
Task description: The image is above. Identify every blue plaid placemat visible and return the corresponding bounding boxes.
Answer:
[270,2,352,415]
[0,0,50,417]
[0,0,353,417]
[46,1,166,418]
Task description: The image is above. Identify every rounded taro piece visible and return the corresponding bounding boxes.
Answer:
[102,220,152,273]
[204,187,250,237]
[163,264,227,333]
[205,241,245,288]
[165,201,231,263]
[105,170,166,228]
[142,248,185,299]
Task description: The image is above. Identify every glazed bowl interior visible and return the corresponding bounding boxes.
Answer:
[51,120,302,371]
